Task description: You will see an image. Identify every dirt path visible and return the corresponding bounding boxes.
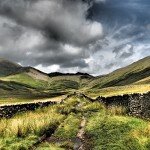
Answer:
[74,116,86,150]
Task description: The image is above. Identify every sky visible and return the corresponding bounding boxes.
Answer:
[0,0,149,75]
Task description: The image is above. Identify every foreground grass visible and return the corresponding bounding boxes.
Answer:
[86,111,150,150]
[0,95,149,150]
[0,105,65,149]
[54,113,81,139]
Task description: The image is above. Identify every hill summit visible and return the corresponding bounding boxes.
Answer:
[0,59,22,77]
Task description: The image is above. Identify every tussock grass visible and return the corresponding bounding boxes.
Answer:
[0,106,65,137]
[0,135,37,150]
[0,95,149,149]
[0,105,66,149]
[107,106,127,116]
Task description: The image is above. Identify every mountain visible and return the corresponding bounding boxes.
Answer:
[0,56,149,99]
[0,59,90,91]
[87,56,150,89]
[0,59,22,77]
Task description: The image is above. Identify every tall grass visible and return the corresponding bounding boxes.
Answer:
[0,105,65,138]
[107,106,127,115]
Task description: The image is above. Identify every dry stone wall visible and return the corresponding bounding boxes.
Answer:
[96,92,150,118]
[0,101,56,118]
[0,92,149,119]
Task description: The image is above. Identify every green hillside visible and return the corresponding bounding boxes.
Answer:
[1,73,49,90]
[0,56,149,101]
[86,56,150,89]
[0,57,149,149]
[134,76,150,85]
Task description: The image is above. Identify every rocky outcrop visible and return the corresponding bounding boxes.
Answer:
[96,92,150,118]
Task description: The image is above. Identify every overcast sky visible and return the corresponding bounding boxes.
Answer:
[0,0,149,75]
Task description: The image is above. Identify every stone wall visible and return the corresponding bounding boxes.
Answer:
[96,92,150,118]
[0,92,149,119]
[128,92,150,118]
[0,101,56,118]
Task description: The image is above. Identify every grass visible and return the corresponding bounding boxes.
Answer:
[0,95,64,106]
[0,135,37,150]
[0,106,65,137]
[86,111,150,150]
[134,76,150,85]
[48,80,79,90]
[0,94,149,149]
[37,143,65,150]
[54,113,81,139]
[85,84,150,98]
[0,105,66,149]
[107,106,127,116]
[1,73,49,90]
[86,56,150,89]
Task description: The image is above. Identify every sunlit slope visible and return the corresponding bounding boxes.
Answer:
[87,56,150,89]
[134,76,150,85]
[1,73,49,90]
[86,84,150,98]
[0,73,92,92]
[0,57,149,97]
[0,79,39,99]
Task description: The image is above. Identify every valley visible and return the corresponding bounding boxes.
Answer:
[0,56,149,150]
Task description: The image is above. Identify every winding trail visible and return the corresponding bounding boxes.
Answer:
[74,116,87,150]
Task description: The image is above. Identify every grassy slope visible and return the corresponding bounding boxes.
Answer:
[85,84,150,98]
[86,56,150,89]
[134,76,150,85]
[1,73,92,91]
[1,73,49,90]
[0,57,149,104]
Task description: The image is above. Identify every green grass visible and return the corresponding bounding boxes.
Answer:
[54,113,81,139]
[1,73,49,90]
[0,94,149,149]
[0,106,65,137]
[0,135,38,150]
[0,104,66,149]
[85,84,150,98]
[48,80,79,90]
[86,111,150,150]
[37,143,65,150]
[86,56,150,89]
[134,77,150,85]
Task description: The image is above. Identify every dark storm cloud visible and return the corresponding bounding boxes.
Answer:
[0,0,103,46]
[0,0,103,72]
[0,0,149,75]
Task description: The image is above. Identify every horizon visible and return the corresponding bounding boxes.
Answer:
[0,0,150,75]
[0,56,149,77]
